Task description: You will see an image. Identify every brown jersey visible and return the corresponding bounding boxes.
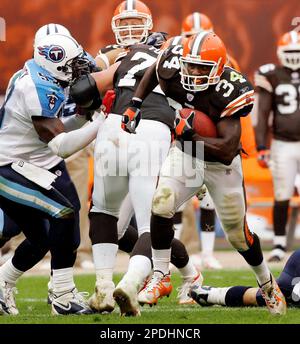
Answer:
[111,44,175,129]
[157,45,254,124]
[255,64,300,141]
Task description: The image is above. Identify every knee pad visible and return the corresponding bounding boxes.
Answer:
[219,192,248,250]
[152,185,176,219]
[89,212,118,245]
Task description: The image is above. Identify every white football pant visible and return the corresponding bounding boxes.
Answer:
[152,145,252,251]
[91,114,171,236]
[269,139,300,201]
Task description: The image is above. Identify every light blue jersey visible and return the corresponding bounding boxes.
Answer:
[0,59,66,168]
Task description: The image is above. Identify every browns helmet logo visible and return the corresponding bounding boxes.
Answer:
[38,45,65,63]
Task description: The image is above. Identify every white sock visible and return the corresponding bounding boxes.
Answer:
[52,267,75,295]
[48,274,53,291]
[251,260,271,286]
[207,287,231,305]
[200,231,215,256]
[0,258,23,286]
[92,243,118,284]
[178,260,198,280]
[122,255,152,288]
[173,223,183,240]
[273,236,287,248]
[152,248,171,276]
[292,281,300,302]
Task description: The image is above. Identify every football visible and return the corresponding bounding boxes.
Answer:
[179,108,217,138]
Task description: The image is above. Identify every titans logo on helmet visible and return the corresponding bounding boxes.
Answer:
[38,45,65,63]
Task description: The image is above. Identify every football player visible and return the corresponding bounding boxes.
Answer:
[0,33,105,315]
[95,0,154,70]
[181,12,221,270]
[179,12,256,270]
[0,210,21,261]
[190,249,300,309]
[71,0,202,314]
[122,32,286,315]
[71,33,204,315]
[255,30,300,262]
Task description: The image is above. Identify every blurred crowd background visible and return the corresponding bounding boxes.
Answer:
[0,0,300,94]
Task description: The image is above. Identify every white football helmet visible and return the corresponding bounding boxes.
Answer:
[34,33,84,82]
[34,23,71,48]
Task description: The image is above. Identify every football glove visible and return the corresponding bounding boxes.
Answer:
[101,90,116,116]
[257,147,270,168]
[175,109,195,137]
[121,98,142,134]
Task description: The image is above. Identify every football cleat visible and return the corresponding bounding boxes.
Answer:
[0,279,19,315]
[177,273,203,305]
[51,288,93,315]
[259,274,287,315]
[268,247,286,263]
[138,272,172,306]
[189,285,214,307]
[113,278,141,317]
[89,280,115,313]
[201,254,223,270]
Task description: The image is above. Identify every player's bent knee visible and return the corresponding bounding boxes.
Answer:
[219,192,245,228]
[219,192,248,250]
[152,186,176,219]
[226,228,249,251]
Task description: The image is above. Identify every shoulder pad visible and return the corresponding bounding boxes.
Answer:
[157,46,182,80]
[34,83,65,117]
[163,36,183,49]
[257,63,276,75]
[254,63,277,92]
[25,60,65,117]
[214,67,255,118]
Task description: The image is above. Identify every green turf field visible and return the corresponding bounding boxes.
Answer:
[0,269,299,324]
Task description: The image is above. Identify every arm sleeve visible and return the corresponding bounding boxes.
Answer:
[48,113,105,159]
[61,114,88,132]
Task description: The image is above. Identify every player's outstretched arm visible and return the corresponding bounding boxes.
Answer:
[33,114,105,159]
[192,117,241,165]
[91,62,121,96]
[70,62,120,109]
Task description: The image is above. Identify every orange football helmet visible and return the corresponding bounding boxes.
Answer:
[180,32,227,91]
[181,12,213,37]
[111,0,153,46]
[277,30,300,70]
